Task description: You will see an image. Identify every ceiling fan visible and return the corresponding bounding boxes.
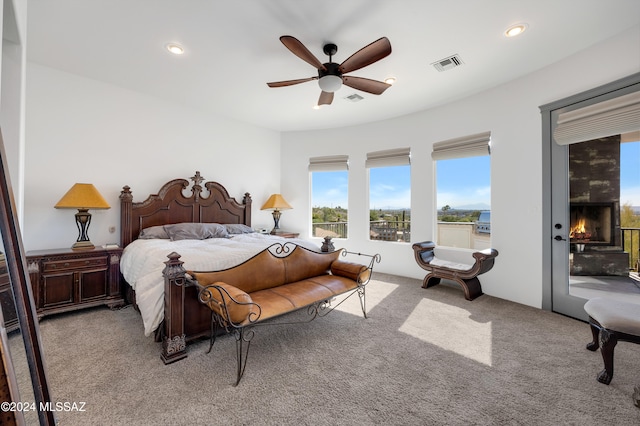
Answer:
[267,36,392,106]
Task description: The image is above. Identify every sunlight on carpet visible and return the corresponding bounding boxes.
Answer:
[334,280,399,315]
[399,298,493,366]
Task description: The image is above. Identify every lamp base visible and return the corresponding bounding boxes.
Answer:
[72,208,95,250]
[272,209,282,230]
[71,240,95,250]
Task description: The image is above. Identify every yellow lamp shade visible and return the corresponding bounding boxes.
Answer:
[260,194,292,211]
[55,183,110,210]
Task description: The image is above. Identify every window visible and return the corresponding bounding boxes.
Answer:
[367,148,411,242]
[433,132,491,249]
[309,155,348,238]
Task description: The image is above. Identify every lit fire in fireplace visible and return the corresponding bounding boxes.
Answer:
[569,217,592,241]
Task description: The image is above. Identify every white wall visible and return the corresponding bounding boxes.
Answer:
[23,63,282,251]
[0,0,27,220]
[281,25,640,309]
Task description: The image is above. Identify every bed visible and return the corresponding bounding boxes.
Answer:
[119,171,319,361]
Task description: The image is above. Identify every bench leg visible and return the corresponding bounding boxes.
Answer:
[422,274,441,289]
[586,320,599,352]
[357,287,367,319]
[457,277,483,301]
[596,328,618,385]
[422,274,483,301]
[233,327,255,386]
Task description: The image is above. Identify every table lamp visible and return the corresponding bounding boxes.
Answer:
[55,183,110,250]
[260,194,292,232]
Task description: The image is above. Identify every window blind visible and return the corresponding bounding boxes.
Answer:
[365,147,411,168]
[431,131,491,160]
[308,155,349,172]
[554,90,640,145]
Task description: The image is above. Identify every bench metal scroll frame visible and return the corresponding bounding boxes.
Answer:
[194,247,381,386]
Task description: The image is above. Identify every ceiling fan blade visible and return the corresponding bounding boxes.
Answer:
[267,77,317,88]
[339,37,391,74]
[342,76,391,95]
[318,91,334,106]
[280,36,327,71]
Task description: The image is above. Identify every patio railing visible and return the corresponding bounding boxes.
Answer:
[312,220,411,242]
[312,222,348,238]
[370,220,411,242]
[621,227,640,271]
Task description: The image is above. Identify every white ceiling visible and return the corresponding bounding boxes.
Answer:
[26,0,640,132]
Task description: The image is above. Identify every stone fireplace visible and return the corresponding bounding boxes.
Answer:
[569,135,628,276]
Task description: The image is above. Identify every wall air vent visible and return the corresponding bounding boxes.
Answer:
[344,93,364,102]
[431,54,464,72]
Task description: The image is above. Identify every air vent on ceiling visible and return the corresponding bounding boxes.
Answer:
[344,93,364,102]
[431,54,464,72]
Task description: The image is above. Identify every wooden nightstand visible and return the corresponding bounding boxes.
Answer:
[26,246,125,318]
[270,230,300,238]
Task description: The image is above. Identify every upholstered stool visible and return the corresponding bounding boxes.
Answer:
[584,297,640,385]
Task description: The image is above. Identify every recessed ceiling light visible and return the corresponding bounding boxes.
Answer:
[505,23,528,37]
[385,77,396,85]
[166,43,185,55]
[312,104,320,110]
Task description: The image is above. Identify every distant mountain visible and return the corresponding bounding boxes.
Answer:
[632,206,640,214]
[452,203,491,211]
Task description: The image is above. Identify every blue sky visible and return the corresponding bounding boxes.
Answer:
[311,140,639,210]
[436,156,491,210]
[311,166,413,210]
[369,165,411,210]
[311,170,348,208]
[620,141,640,206]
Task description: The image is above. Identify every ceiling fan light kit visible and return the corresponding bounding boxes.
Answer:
[267,35,392,106]
[318,75,342,92]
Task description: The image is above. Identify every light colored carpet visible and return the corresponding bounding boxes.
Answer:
[28,274,640,425]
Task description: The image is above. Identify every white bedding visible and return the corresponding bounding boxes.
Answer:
[120,233,320,336]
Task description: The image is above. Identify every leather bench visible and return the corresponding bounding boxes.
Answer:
[188,243,375,385]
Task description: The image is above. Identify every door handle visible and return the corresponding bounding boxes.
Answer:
[554,235,566,241]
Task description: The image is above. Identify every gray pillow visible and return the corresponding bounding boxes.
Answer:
[205,223,231,238]
[139,225,170,239]
[225,224,255,234]
[164,223,229,241]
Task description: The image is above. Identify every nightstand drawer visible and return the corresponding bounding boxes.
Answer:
[43,256,107,272]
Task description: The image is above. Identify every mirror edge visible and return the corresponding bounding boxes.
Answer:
[0,128,55,425]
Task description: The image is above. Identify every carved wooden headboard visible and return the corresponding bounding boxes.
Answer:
[119,171,252,247]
